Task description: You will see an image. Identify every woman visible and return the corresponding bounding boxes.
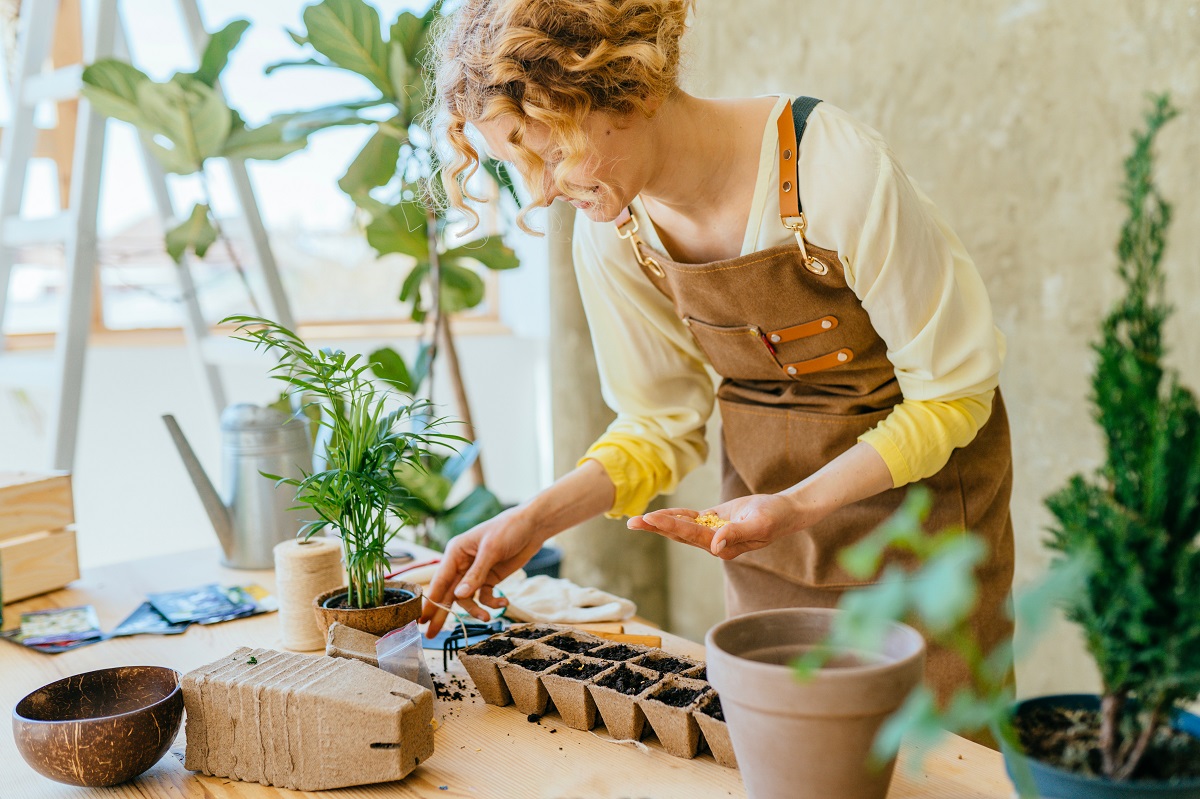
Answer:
[419,0,1014,709]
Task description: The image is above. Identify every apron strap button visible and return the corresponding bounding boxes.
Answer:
[786,366,798,375]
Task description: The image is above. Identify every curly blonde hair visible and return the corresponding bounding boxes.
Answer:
[428,0,694,234]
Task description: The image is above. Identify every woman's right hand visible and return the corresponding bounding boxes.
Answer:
[420,506,544,638]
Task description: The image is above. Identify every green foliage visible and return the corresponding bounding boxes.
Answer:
[225,315,460,608]
[81,19,306,264]
[268,0,519,321]
[795,488,1088,789]
[367,346,503,552]
[1044,94,1200,780]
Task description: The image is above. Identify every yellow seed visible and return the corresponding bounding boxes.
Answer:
[692,513,729,529]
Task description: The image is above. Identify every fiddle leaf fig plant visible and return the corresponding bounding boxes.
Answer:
[226,314,462,609]
[81,19,307,306]
[265,0,522,539]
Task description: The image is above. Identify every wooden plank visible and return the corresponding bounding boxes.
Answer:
[0,527,80,603]
[0,548,1015,799]
[0,473,74,541]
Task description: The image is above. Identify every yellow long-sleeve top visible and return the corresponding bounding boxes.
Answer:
[572,96,1006,518]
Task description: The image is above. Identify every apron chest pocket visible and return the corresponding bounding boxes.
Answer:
[683,316,786,381]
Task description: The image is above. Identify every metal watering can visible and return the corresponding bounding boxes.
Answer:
[163,404,310,569]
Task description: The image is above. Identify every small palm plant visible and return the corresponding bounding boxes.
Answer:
[227,314,458,608]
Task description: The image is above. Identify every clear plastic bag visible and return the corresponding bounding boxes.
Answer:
[375,621,435,693]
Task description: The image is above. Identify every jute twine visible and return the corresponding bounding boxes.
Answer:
[274,536,343,651]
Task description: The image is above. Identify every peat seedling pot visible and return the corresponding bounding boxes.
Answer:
[459,635,519,706]
[1001,694,1200,798]
[693,693,738,769]
[496,642,567,715]
[312,581,422,638]
[541,655,611,730]
[639,674,710,758]
[706,607,924,799]
[587,662,662,742]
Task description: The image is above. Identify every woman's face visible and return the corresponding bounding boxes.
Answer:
[473,110,652,224]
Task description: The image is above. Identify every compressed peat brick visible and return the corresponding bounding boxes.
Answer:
[460,635,519,707]
[587,662,661,742]
[497,642,567,715]
[541,656,610,731]
[182,648,434,791]
[325,622,381,667]
[640,674,710,759]
[693,693,737,769]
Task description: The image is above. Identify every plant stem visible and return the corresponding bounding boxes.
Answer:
[1100,692,1123,777]
[197,166,262,316]
[440,315,486,487]
[1115,704,1162,781]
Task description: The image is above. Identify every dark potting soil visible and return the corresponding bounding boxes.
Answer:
[596,665,654,696]
[691,666,707,681]
[1015,705,1200,781]
[642,654,696,675]
[321,587,414,610]
[554,659,608,680]
[650,685,706,708]
[466,636,518,657]
[544,634,601,654]
[513,655,563,673]
[699,696,725,721]
[593,644,642,661]
[507,626,557,640]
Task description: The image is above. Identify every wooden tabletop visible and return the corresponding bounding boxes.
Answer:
[2,548,1015,798]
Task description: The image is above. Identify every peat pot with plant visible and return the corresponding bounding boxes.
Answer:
[228,315,460,637]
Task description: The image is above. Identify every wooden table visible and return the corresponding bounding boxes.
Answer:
[2,549,1015,798]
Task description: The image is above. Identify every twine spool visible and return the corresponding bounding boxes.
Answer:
[274,536,343,651]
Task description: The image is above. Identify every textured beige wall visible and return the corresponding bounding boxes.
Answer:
[672,0,1200,697]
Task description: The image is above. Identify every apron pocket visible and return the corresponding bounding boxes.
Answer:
[683,317,785,381]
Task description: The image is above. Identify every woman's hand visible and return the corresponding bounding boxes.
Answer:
[419,506,543,637]
[629,491,833,560]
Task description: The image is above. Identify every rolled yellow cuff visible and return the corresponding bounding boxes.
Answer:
[579,432,676,519]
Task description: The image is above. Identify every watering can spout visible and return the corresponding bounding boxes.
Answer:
[162,414,235,555]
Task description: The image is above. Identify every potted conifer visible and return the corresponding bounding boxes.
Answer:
[1002,94,1200,796]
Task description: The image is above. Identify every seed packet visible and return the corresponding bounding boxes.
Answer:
[18,605,102,645]
[149,584,255,625]
[225,584,278,613]
[110,602,191,637]
[0,628,106,654]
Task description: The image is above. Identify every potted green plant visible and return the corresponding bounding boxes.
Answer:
[1003,94,1200,796]
[227,314,457,636]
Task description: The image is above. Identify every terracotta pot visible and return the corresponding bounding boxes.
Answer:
[312,581,422,638]
[13,666,183,787]
[706,607,925,799]
[1001,694,1200,798]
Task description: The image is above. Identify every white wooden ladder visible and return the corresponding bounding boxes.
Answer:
[0,0,296,470]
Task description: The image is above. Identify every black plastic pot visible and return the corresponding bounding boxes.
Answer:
[1001,694,1200,798]
[524,545,562,578]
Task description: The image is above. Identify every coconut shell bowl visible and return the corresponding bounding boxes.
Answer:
[13,665,184,787]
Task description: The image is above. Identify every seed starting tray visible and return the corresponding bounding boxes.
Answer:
[458,622,736,769]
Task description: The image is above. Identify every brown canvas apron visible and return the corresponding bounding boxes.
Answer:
[612,98,1015,710]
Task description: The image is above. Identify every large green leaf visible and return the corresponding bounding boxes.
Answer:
[80,60,151,125]
[388,11,424,64]
[338,127,402,198]
[301,0,392,98]
[137,75,232,174]
[190,19,250,87]
[444,236,520,271]
[369,346,414,393]
[365,200,428,258]
[264,57,328,75]
[222,117,308,160]
[165,203,218,262]
[394,460,453,514]
[432,485,504,550]
[275,99,386,142]
[438,261,486,313]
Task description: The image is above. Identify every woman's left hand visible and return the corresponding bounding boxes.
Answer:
[629,491,831,560]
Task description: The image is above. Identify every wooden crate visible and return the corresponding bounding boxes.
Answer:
[0,472,79,603]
